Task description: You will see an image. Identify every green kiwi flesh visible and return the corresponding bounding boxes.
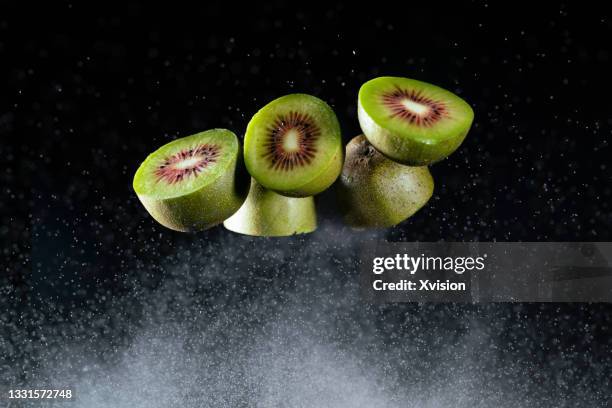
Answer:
[223,179,317,236]
[358,76,474,165]
[133,129,249,232]
[244,93,343,197]
[337,135,434,228]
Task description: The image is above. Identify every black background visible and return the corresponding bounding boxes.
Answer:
[1,2,611,406]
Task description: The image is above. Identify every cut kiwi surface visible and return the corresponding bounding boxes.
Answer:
[223,178,317,236]
[244,93,343,197]
[337,135,434,228]
[358,76,474,165]
[133,129,249,232]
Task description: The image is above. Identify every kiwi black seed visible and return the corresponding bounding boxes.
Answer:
[262,111,320,172]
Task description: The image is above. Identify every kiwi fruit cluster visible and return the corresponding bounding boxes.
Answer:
[133,76,473,235]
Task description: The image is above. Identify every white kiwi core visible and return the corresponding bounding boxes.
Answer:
[174,156,205,170]
[282,129,301,152]
[400,98,430,116]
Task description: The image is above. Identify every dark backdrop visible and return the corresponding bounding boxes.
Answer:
[1,2,611,407]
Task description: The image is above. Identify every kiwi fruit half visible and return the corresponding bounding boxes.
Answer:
[133,129,249,232]
[244,93,343,197]
[337,135,434,228]
[223,178,317,236]
[358,76,474,165]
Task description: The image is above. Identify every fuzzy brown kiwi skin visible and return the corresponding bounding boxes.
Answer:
[336,135,434,228]
[137,149,250,232]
